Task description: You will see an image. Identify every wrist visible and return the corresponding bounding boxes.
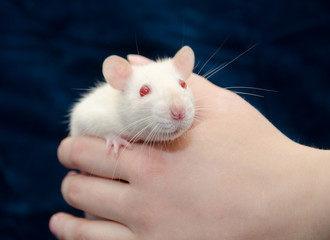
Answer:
[286,145,330,239]
[311,148,330,239]
[261,141,330,239]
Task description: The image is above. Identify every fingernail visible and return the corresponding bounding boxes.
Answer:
[67,171,77,176]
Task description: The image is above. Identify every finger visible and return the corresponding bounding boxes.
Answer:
[58,136,132,181]
[61,172,132,224]
[49,212,135,240]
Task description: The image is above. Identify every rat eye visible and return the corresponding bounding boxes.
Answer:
[179,80,187,89]
[140,84,151,97]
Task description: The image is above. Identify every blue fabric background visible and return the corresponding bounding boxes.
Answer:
[1,0,329,239]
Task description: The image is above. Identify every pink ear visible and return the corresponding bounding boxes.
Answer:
[173,46,195,80]
[102,55,132,91]
[127,54,153,66]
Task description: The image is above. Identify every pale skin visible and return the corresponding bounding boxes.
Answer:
[50,72,330,240]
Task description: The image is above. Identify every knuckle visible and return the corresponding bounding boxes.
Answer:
[133,208,154,232]
[129,149,166,179]
[140,159,165,178]
[127,199,154,230]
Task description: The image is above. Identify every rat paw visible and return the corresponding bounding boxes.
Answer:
[105,135,131,156]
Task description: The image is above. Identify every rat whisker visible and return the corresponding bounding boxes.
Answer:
[149,128,160,155]
[193,93,219,102]
[193,116,203,123]
[144,123,161,145]
[198,34,231,75]
[71,87,92,92]
[127,121,154,145]
[206,43,260,80]
[202,62,227,79]
[117,116,153,137]
[194,106,217,112]
[135,33,140,55]
[111,152,121,180]
[225,86,277,92]
[233,91,264,98]
[194,59,202,72]
[142,125,159,157]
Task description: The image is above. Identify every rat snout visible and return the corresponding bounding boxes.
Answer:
[170,107,185,120]
[168,91,187,121]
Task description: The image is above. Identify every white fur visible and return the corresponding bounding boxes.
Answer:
[70,51,195,143]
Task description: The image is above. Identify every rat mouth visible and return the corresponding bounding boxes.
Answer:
[158,126,181,134]
[147,126,186,142]
[165,128,183,138]
[171,129,181,135]
[154,120,191,140]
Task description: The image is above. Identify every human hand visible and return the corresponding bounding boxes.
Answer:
[50,73,330,240]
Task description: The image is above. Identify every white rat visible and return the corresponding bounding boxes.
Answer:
[69,46,196,154]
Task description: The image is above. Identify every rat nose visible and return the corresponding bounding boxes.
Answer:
[170,107,185,120]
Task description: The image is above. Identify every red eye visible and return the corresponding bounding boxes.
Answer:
[140,84,151,97]
[179,80,186,89]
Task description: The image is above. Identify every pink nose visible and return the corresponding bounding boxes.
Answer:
[170,108,185,120]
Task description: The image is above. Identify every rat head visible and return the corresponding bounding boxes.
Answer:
[102,46,195,141]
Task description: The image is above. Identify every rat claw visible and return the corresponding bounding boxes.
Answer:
[105,135,131,156]
[113,141,119,156]
[105,139,113,154]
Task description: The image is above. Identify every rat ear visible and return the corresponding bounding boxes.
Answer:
[127,54,153,66]
[102,55,132,91]
[173,46,195,80]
